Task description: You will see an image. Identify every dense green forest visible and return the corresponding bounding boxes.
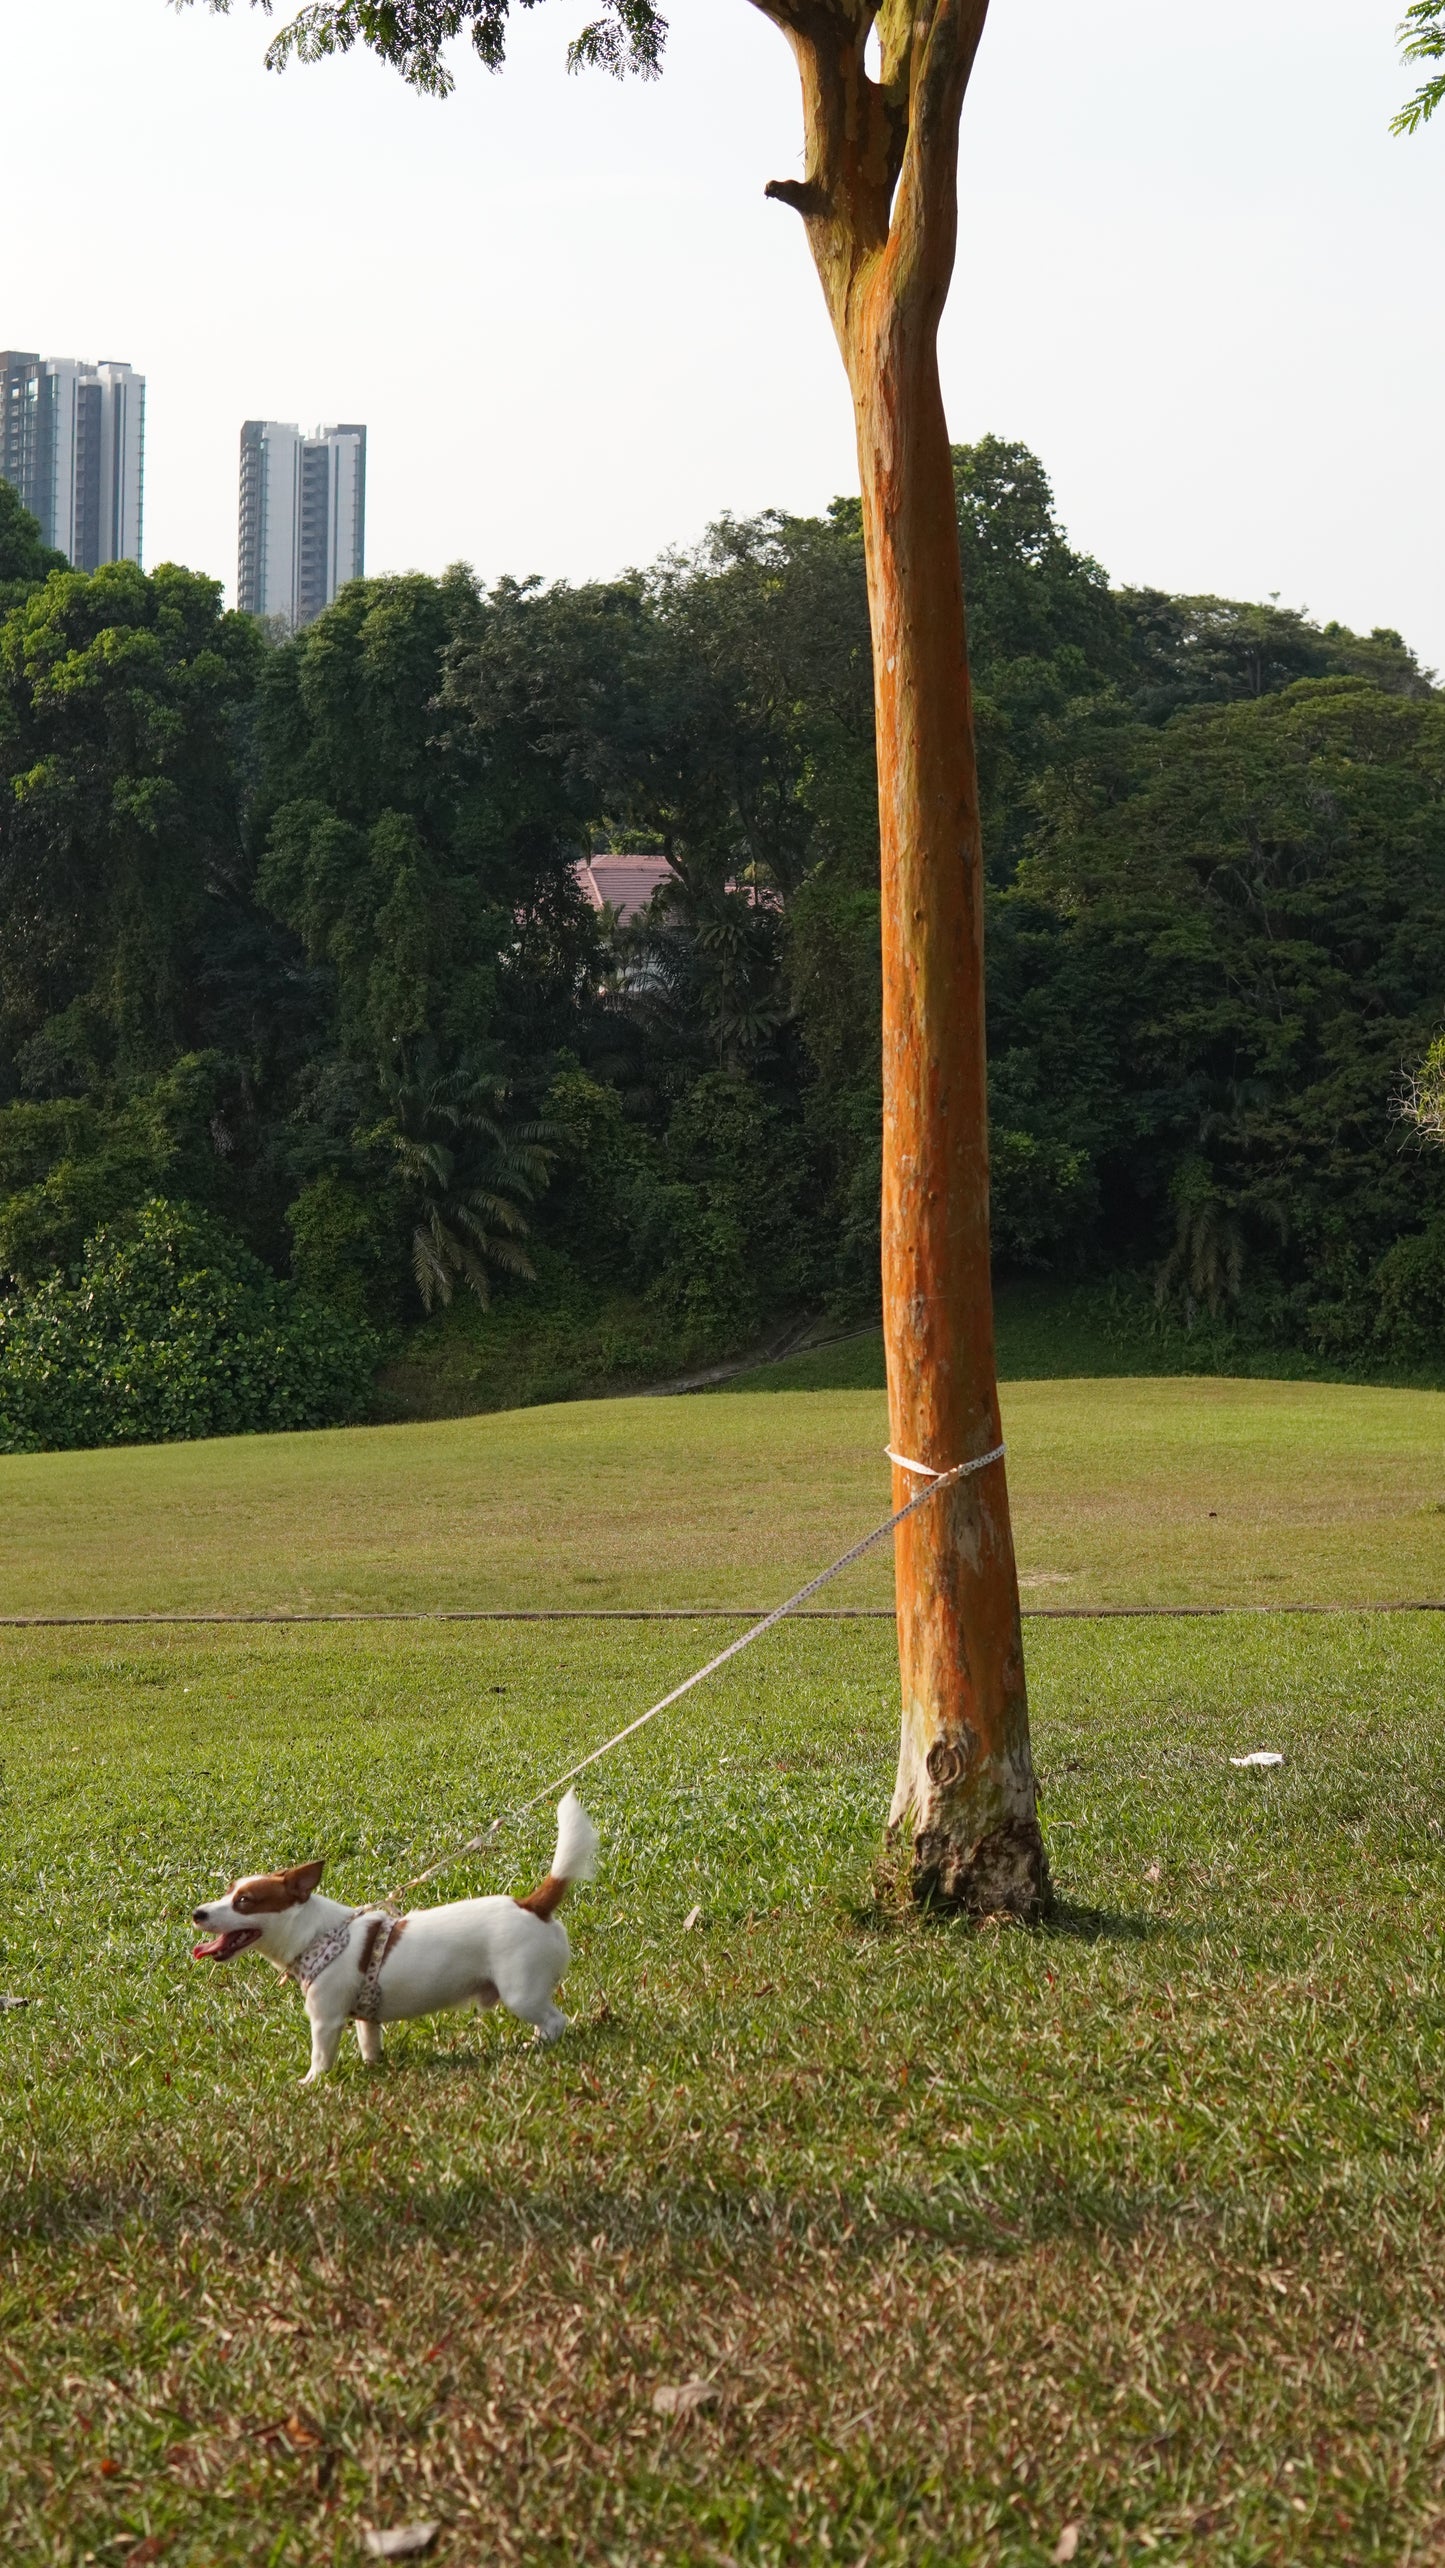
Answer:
[0,443,1441,1448]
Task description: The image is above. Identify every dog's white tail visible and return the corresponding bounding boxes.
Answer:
[553,1789,599,1883]
[514,1791,599,1921]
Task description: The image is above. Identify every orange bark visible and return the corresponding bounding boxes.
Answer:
[755,0,1047,1911]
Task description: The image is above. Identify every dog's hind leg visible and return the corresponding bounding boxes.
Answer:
[505,1984,568,2042]
[355,2018,382,2067]
[494,1942,569,2043]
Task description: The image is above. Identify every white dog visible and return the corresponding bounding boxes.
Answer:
[191,1792,598,2084]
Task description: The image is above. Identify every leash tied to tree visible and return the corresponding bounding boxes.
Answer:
[386,1441,1006,1907]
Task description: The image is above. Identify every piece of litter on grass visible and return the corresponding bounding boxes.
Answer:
[1143,1863,1162,1884]
[1230,1752,1284,1768]
[0,1995,28,2010]
[1053,2526,1081,2564]
[361,2528,439,2560]
[652,2378,718,2418]
[682,1904,703,1931]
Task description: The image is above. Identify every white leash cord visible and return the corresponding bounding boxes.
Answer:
[387,1439,1006,1906]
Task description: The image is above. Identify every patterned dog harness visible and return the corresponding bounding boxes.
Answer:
[288,1908,407,2022]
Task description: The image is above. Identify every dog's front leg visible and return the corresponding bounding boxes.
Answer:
[301,2004,347,2084]
[355,2018,382,2068]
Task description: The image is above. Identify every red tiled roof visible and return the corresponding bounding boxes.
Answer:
[572,855,674,923]
[573,854,781,924]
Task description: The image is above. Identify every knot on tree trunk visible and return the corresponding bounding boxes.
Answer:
[912,1816,1051,1921]
[763,177,830,217]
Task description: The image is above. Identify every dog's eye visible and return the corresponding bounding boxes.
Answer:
[233,1891,254,1914]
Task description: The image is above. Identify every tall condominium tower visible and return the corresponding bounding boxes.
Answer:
[238,419,366,626]
[0,352,145,569]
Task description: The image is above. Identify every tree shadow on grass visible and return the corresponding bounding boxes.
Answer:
[843,1877,1166,1947]
[386,2011,630,2076]
[1039,1896,1162,1946]
[0,2160,1220,2262]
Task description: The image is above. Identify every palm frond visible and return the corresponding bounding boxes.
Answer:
[450,1193,530,1242]
[411,1224,454,1313]
[375,1042,557,1316]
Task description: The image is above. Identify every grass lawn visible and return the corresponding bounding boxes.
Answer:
[4,1610,1445,2564]
[4,1383,1445,2562]
[0,1375,1442,1618]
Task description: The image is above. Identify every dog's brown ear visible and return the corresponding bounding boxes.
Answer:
[282,1859,325,1904]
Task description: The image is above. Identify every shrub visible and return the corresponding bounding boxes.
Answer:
[0,1092,175,1287]
[0,1199,379,1454]
[544,1066,824,1351]
[1370,1221,1445,1365]
[542,1067,654,1283]
[0,1056,262,1288]
[644,1072,822,1347]
[286,1173,403,1322]
[991,1130,1096,1269]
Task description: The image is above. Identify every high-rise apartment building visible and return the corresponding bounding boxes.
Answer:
[0,352,145,569]
[238,419,365,626]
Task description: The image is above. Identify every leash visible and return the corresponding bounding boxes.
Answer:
[385,1439,1006,1907]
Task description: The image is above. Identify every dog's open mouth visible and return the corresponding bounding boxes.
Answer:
[192,1927,265,1962]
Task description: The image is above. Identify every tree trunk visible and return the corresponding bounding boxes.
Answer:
[757,0,1048,1915]
[847,299,1046,1917]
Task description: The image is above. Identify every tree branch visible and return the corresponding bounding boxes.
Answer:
[1392,0,1445,133]
[763,177,831,216]
[749,0,988,358]
[749,0,902,344]
[879,0,990,321]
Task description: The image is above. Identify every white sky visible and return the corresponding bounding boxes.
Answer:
[5,0,1442,669]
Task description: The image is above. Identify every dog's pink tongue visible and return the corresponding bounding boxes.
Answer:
[192,1934,229,1960]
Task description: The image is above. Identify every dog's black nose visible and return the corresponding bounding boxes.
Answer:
[192,1909,208,1925]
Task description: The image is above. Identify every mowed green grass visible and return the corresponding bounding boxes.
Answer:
[5,1380,1445,2562]
[1,1374,1444,1616]
[5,1612,1445,2564]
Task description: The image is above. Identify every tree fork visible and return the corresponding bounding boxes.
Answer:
[759,0,1048,1915]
